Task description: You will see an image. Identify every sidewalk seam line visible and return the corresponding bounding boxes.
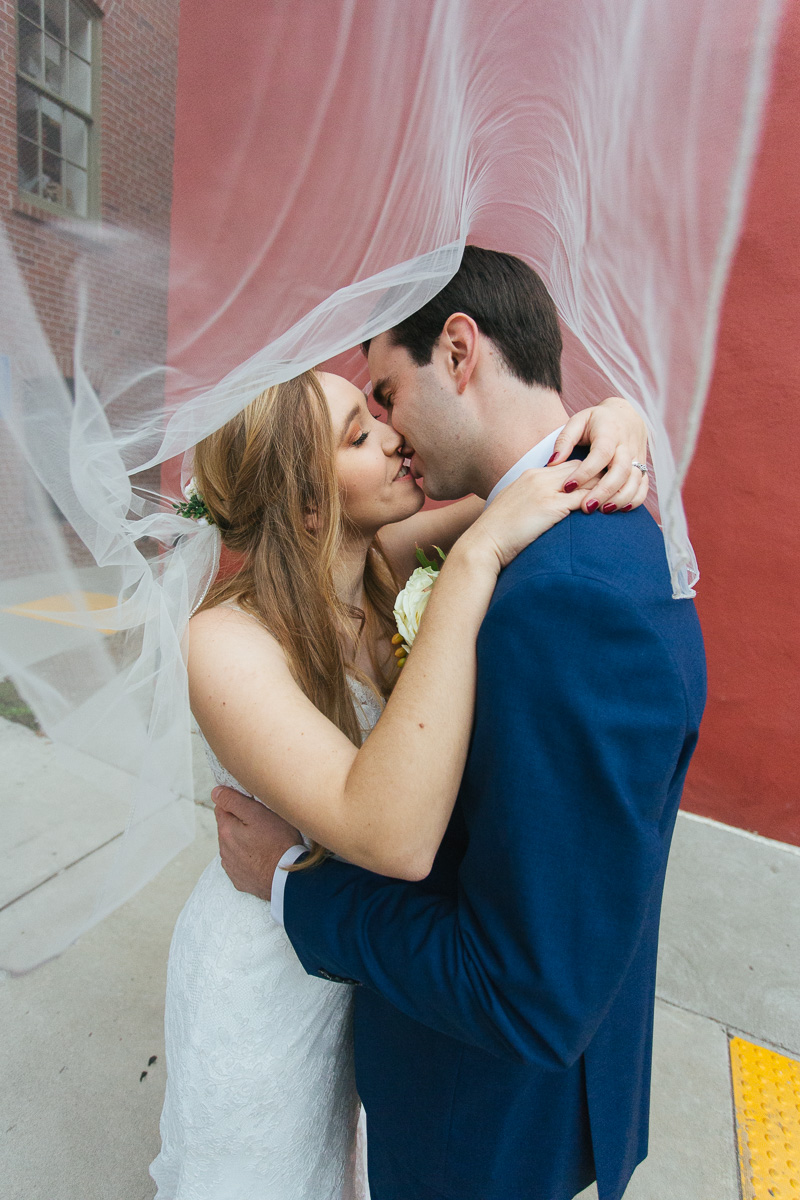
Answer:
[727,1036,746,1200]
[655,993,800,1059]
[0,832,124,914]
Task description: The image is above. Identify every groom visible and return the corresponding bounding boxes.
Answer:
[214,247,706,1200]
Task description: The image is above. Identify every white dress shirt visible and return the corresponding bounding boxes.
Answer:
[270,844,309,926]
[271,426,566,926]
[484,425,565,507]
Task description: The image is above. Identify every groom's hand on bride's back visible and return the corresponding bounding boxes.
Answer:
[213,785,300,901]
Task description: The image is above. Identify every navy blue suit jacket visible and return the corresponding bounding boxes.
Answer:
[284,503,706,1200]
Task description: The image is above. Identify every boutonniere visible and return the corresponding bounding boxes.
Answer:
[392,547,446,667]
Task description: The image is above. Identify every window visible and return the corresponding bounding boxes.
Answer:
[16,0,99,218]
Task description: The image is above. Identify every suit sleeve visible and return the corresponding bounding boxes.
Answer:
[283,572,690,1070]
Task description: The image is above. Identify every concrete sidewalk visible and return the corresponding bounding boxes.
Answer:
[1,715,799,1200]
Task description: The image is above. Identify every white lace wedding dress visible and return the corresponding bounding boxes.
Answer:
[149,677,382,1200]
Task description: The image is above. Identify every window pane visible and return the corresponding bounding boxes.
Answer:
[19,0,41,27]
[67,51,90,111]
[43,34,65,95]
[17,137,40,196]
[41,148,62,204]
[43,0,66,42]
[18,17,43,81]
[64,109,87,166]
[41,96,63,154]
[64,161,87,216]
[68,2,91,62]
[16,80,40,142]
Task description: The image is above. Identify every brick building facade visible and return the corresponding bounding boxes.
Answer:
[0,0,179,376]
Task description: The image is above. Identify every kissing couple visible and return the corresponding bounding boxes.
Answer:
[150,247,706,1200]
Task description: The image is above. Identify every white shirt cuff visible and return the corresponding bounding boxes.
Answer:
[270,845,308,926]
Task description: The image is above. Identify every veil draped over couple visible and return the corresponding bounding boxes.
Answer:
[0,1,784,1198]
[150,248,700,1200]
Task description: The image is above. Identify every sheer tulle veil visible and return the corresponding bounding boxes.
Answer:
[0,0,785,970]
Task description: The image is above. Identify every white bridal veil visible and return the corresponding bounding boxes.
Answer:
[0,0,784,971]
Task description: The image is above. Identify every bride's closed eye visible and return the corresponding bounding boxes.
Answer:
[352,430,369,447]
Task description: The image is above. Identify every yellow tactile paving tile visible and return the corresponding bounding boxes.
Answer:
[1,591,118,634]
[730,1036,800,1199]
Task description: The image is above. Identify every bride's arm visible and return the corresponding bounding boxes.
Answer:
[376,494,484,582]
[189,463,593,882]
[377,395,648,581]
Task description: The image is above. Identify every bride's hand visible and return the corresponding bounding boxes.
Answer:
[459,461,602,574]
[547,395,650,514]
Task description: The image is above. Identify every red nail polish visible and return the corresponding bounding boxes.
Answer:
[547,451,559,465]
[621,503,632,512]
[564,481,578,493]
[602,503,616,514]
[586,499,599,513]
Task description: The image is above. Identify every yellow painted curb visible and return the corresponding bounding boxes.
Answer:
[730,1036,800,1199]
[2,591,118,634]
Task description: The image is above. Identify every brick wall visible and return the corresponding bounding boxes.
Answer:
[0,0,179,374]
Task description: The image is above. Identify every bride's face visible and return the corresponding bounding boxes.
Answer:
[319,372,425,536]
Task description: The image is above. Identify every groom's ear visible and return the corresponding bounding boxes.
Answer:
[440,313,480,394]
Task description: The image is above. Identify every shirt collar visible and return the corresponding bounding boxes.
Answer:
[484,426,566,508]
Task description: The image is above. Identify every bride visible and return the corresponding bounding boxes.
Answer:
[149,366,647,1199]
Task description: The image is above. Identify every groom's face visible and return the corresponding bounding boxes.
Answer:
[366,332,473,501]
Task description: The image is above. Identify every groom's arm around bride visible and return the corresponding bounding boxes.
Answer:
[216,248,707,1200]
[279,496,706,1200]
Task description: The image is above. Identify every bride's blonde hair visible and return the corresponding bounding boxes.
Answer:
[193,369,401,869]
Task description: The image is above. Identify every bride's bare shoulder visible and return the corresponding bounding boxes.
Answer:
[188,604,288,672]
[187,602,303,736]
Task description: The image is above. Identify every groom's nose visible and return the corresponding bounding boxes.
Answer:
[388,431,414,458]
[383,423,410,458]
[385,411,415,458]
[384,406,404,438]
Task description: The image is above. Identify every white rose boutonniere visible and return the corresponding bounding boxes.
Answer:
[392,547,446,666]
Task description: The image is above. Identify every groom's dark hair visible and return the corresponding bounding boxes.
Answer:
[364,245,562,393]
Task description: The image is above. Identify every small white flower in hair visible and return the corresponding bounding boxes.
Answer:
[173,477,214,525]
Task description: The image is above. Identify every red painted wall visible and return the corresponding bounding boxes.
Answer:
[681,5,800,846]
[167,4,797,844]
